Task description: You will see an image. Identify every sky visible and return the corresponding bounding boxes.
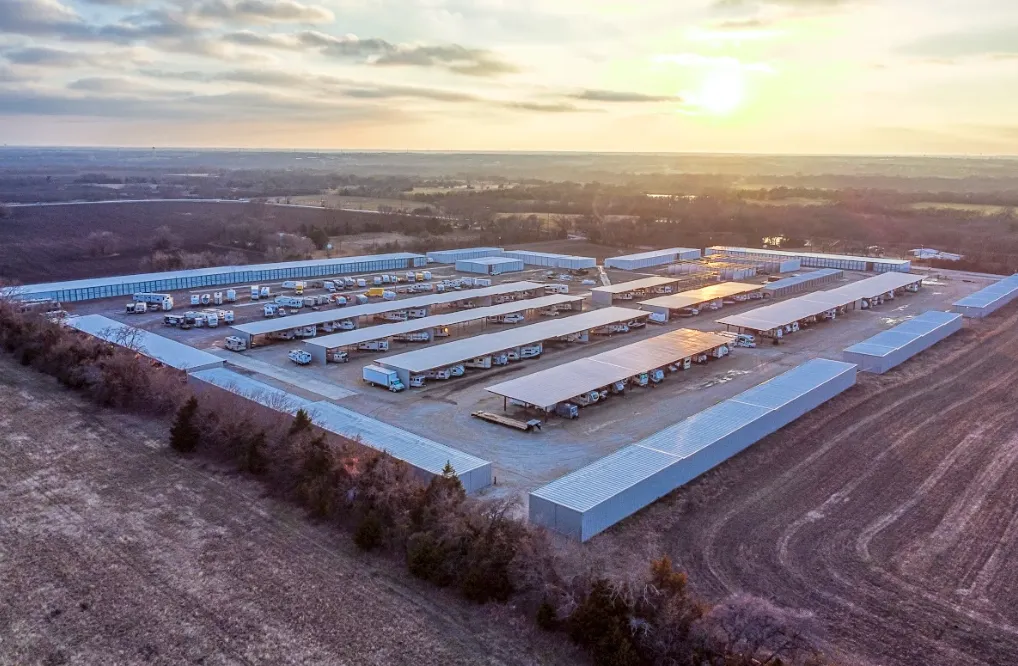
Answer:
[1,0,1017,154]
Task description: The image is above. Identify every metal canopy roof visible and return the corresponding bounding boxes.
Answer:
[843,310,962,358]
[605,247,699,263]
[303,294,584,349]
[709,246,911,267]
[953,274,1018,309]
[190,367,317,414]
[67,314,224,372]
[762,269,844,291]
[233,281,544,336]
[718,272,923,331]
[17,252,426,297]
[457,256,521,266]
[638,281,763,310]
[376,307,649,373]
[486,328,730,408]
[591,276,680,295]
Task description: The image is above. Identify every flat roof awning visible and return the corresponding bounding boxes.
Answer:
[591,276,680,295]
[486,328,730,408]
[233,280,544,337]
[639,281,763,310]
[67,314,224,372]
[303,294,584,349]
[375,307,648,374]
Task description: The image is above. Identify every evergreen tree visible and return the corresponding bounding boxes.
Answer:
[242,431,267,475]
[169,397,200,453]
[290,408,313,435]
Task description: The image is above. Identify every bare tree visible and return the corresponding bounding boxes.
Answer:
[152,225,180,252]
[86,230,120,257]
[696,593,823,666]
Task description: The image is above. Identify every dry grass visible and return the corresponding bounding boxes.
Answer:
[288,193,423,211]
[906,202,1015,215]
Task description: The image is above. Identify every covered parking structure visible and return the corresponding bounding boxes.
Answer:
[67,314,225,373]
[16,252,427,303]
[637,282,764,321]
[718,272,925,338]
[843,310,963,373]
[528,358,858,541]
[302,294,585,363]
[762,269,844,298]
[590,276,683,307]
[952,274,1018,318]
[486,328,731,413]
[374,307,650,388]
[230,281,544,346]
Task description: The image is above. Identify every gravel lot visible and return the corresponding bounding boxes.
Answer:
[0,359,578,666]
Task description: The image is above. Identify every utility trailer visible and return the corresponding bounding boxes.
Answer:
[472,411,542,432]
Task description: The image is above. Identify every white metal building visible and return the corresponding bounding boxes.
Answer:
[16,253,427,303]
[761,269,844,298]
[427,247,504,263]
[529,358,858,541]
[502,250,597,270]
[302,294,584,363]
[375,307,650,387]
[843,310,963,374]
[590,276,683,307]
[708,247,911,273]
[188,366,317,415]
[455,256,525,275]
[604,248,701,270]
[637,282,764,320]
[486,328,731,412]
[231,281,545,344]
[952,274,1018,318]
[67,314,225,372]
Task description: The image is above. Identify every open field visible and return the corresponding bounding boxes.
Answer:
[589,299,1018,666]
[746,197,832,207]
[287,193,424,212]
[0,357,577,666]
[906,202,1015,215]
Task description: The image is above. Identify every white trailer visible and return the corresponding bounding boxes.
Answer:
[465,356,492,369]
[544,284,569,294]
[486,313,525,324]
[288,349,313,365]
[358,340,390,352]
[224,336,247,351]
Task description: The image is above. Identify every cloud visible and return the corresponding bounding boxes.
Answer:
[372,44,519,77]
[570,89,676,103]
[899,26,1018,60]
[714,0,851,7]
[714,18,768,29]
[193,0,334,25]
[504,101,585,113]
[3,46,82,67]
[0,0,83,36]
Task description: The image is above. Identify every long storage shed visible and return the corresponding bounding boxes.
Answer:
[486,329,731,411]
[952,274,1018,318]
[590,276,683,307]
[843,310,963,373]
[67,314,225,372]
[303,294,584,362]
[638,282,764,320]
[427,247,504,263]
[604,248,701,270]
[718,272,924,334]
[762,269,844,298]
[708,246,911,273]
[231,281,545,344]
[456,256,525,275]
[375,307,650,387]
[188,368,492,493]
[529,359,857,541]
[502,250,597,270]
[17,252,427,303]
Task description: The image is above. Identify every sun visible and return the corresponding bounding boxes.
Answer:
[689,69,746,115]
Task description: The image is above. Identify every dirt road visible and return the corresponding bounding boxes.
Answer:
[0,360,576,666]
[599,306,1018,665]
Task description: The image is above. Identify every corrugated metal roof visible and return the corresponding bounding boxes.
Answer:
[604,248,700,265]
[190,367,316,414]
[638,282,763,310]
[427,247,503,262]
[719,273,923,331]
[67,314,224,372]
[636,400,775,459]
[843,310,962,358]
[309,401,490,477]
[234,281,544,336]
[733,358,857,410]
[457,256,521,266]
[303,294,584,349]
[18,252,426,296]
[487,328,730,407]
[761,269,844,291]
[709,246,911,267]
[953,274,1018,309]
[591,276,681,295]
[376,307,648,373]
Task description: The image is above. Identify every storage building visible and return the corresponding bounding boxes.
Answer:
[762,269,844,298]
[67,314,225,373]
[842,311,963,374]
[529,359,857,541]
[455,256,525,275]
[502,250,597,270]
[590,276,683,307]
[604,248,701,270]
[952,274,1018,318]
[427,247,504,263]
[708,247,911,273]
[16,253,427,303]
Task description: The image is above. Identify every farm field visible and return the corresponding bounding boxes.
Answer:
[906,202,1015,215]
[0,357,576,666]
[594,301,1018,666]
[287,193,424,212]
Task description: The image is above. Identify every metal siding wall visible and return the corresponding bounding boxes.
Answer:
[582,461,679,541]
[591,291,614,307]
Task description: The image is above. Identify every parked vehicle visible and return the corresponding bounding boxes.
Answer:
[448,364,465,377]
[358,340,390,351]
[394,331,431,343]
[572,391,600,407]
[205,314,219,328]
[330,351,350,363]
[610,380,626,394]
[648,312,668,324]
[225,336,247,351]
[378,311,408,322]
[487,313,525,324]
[520,344,542,359]
[260,287,270,298]
[594,323,629,335]
[465,356,491,369]
[555,403,579,419]
[164,314,183,326]
[190,294,201,306]
[363,365,405,392]
[631,373,649,387]
[272,330,296,341]
[544,284,569,294]
[332,295,348,306]
[425,369,452,380]
[263,304,279,317]
[250,286,261,300]
[356,279,367,288]
[407,308,429,319]
[434,326,451,337]
[539,307,561,317]
[367,287,385,298]
[293,325,317,338]
[409,375,426,387]
[225,289,237,302]
[324,281,337,292]
[627,318,646,329]
[213,292,223,305]
[200,294,211,306]
[649,369,665,383]
[492,353,509,366]
[133,293,174,310]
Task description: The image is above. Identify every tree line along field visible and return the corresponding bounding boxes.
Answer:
[593,302,1018,666]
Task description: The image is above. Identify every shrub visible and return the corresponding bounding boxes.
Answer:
[290,408,313,435]
[536,601,558,631]
[354,511,384,551]
[169,397,201,453]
